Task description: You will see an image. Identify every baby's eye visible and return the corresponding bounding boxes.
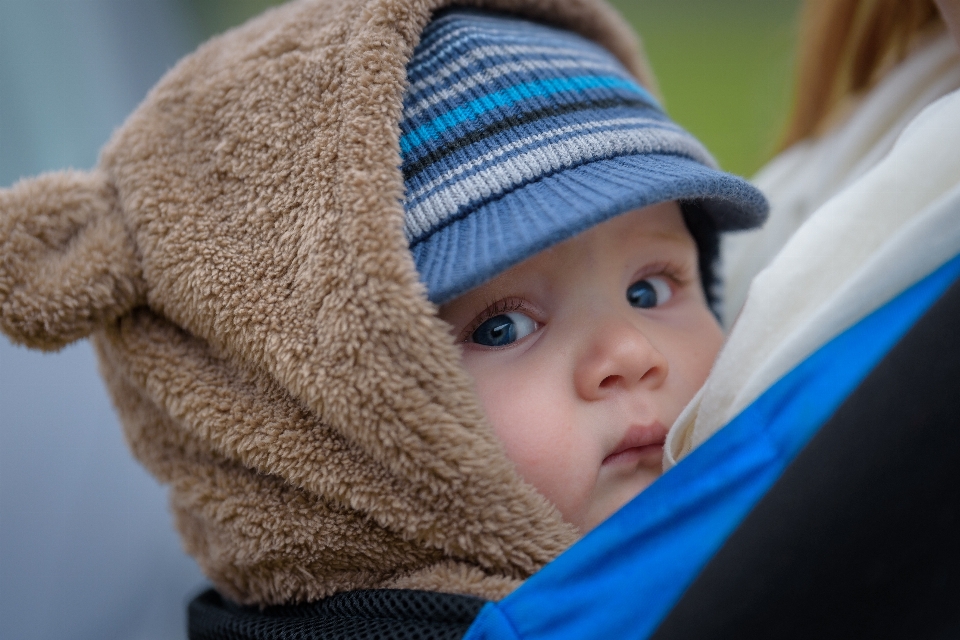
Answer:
[626,276,673,309]
[470,312,538,347]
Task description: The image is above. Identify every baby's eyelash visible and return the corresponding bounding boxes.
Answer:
[460,297,527,342]
[635,260,693,288]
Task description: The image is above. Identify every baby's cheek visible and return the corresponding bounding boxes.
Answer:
[501,428,594,524]
[672,311,724,388]
[657,312,725,425]
[690,318,725,382]
[470,366,594,521]
[479,377,563,466]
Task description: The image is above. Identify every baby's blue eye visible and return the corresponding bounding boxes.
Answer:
[470,312,537,347]
[627,277,672,309]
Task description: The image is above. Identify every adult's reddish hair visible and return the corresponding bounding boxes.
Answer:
[781,0,942,149]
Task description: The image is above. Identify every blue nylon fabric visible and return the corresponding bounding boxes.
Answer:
[399,76,647,154]
[464,252,960,640]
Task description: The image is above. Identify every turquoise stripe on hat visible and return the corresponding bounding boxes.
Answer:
[399,75,649,154]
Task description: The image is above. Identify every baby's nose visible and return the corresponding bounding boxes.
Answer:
[573,316,669,401]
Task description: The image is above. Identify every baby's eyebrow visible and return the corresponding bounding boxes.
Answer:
[634,230,696,246]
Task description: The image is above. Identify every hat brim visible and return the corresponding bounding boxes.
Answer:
[411,153,768,304]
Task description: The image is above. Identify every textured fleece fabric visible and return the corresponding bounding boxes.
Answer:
[0,0,655,606]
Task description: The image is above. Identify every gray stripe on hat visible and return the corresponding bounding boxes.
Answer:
[404,127,715,240]
[410,20,514,64]
[407,43,615,96]
[405,116,673,204]
[410,24,480,64]
[404,58,630,120]
[410,14,599,72]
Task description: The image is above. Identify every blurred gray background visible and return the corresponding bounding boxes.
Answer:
[0,1,799,638]
[1,2,207,639]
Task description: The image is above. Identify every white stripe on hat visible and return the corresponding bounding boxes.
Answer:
[407,42,615,95]
[404,58,630,120]
[404,127,714,240]
[405,115,677,204]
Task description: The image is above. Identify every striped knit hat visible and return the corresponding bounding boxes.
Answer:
[402,9,768,304]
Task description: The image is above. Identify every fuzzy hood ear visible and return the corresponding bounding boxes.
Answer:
[0,170,145,350]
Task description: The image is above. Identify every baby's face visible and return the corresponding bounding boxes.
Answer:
[439,201,724,532]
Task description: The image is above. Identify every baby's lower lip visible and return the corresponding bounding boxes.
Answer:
[603,422,668,466]
[602,443,664,467]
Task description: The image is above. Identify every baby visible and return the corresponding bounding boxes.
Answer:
[0,0,769,616]
[402,10,767,532]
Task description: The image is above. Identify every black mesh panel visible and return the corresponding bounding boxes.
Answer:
[188,588,487,640]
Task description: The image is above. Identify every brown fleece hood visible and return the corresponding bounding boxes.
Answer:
[0,0,654,605]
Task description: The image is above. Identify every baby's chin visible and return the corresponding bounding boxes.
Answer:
[573,463,663,533]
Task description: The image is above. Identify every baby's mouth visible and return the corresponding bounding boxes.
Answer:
[602,422,668,467]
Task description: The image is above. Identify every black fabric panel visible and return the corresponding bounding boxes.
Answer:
[651,276,960,639]
[681,203,720,317]
[188,588,487,640]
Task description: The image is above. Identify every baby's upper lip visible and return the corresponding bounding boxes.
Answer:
[603,422,668,464]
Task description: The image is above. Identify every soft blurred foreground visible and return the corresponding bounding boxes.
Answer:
[0,1,798,639]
